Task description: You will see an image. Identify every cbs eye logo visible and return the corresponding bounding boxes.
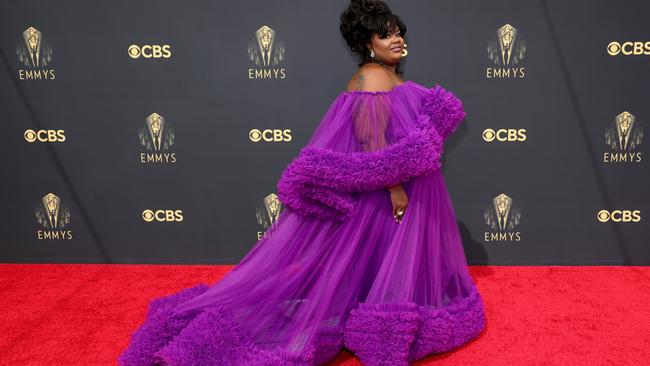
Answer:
[606,41,650,56]
[249,129,292,142]
[142,209,184,222]
[596,209,641,222]
[24,129,65,142]
[482,128,526,142]
[128,45,172,59]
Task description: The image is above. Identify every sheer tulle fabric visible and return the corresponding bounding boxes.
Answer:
[118,81,486,366]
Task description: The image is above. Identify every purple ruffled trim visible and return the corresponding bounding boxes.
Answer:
[422,85,467,141]
[277,85,466,222]
[343,284,486,366]
[118,285,210,366]
[277,128,442,222]
[119,283,484,366]
[118,285,343,366]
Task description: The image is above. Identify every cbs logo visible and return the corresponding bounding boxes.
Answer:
[24,129,65,143]
[606,41,650,56]
[482,128,526,142]
[596,210,641,222]
[128,45,172,59]
[249,129,292,142]
[142,209,184,222]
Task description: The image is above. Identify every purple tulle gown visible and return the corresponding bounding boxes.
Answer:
[118,80,486,366]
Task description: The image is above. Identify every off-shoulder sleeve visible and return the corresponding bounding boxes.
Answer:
[352,93,391,152]
[277,86,460,222]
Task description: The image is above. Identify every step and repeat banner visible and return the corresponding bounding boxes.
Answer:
[1,0,648,264]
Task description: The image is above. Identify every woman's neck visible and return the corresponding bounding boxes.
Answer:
[370,59,396,74]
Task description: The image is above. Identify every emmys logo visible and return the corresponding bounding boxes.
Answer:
[482,128,527,142]
[483,193,522,242]
[606,41,650,56]
[256,193,284,239]
[16,26,55,80]
[35,193,72,239]
[486,24,526,79]
[142,209,184,222]
[128,44,172,59]
[248,25,286,79]
[249,129,292,142]
[596,210,641,223]
[24,129,66,143]
[139,112,176,163]
[603,111,643,163]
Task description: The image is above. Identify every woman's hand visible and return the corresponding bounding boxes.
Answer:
[387,184,408,224]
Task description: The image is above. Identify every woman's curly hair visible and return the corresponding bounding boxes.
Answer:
[340,0,407,74]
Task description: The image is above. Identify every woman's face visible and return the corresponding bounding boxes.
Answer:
[367,25,404,65]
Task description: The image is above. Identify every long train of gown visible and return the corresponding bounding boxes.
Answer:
[118,80,486,366]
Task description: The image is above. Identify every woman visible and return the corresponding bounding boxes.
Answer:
[119,1,486,365]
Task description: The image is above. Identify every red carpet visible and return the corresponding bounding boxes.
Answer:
[0,264,648,365]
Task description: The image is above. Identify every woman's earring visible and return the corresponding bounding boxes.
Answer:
[401,43,408,57]
[370,49,375,58]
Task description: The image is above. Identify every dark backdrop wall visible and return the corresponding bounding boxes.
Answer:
[1,0,648,265]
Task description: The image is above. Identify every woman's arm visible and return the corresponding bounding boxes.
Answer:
[387,183,402,192]
[351,66,404,194]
